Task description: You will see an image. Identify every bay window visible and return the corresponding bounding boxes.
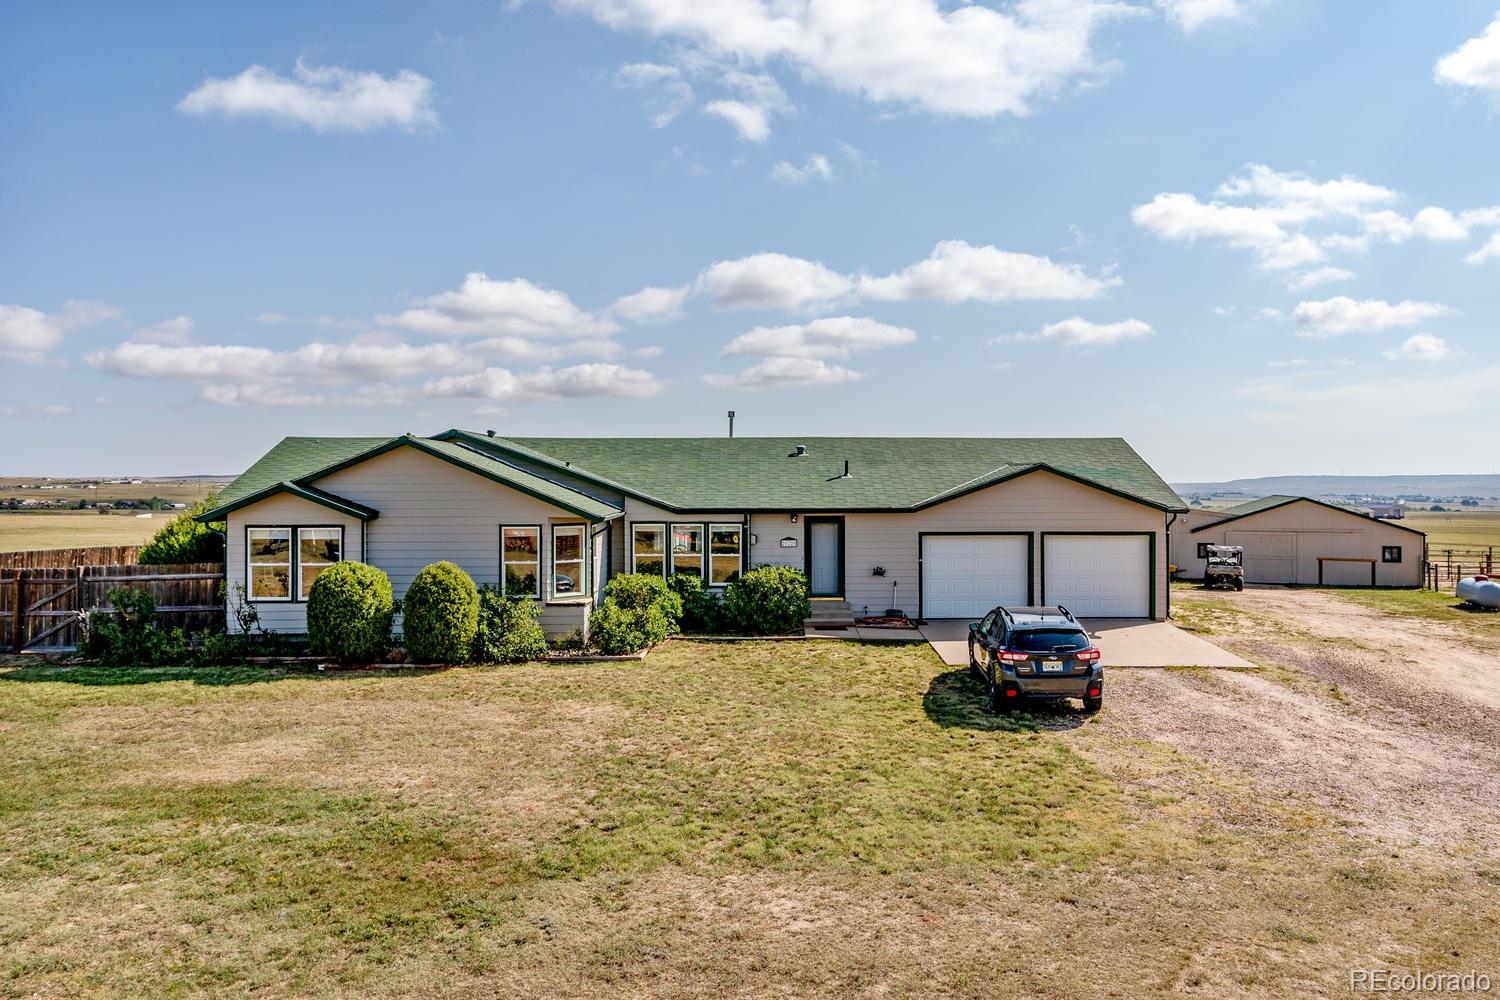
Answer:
[247,528,292,601]
[670,524,704,578]
[633,524,666,577]
[709,523,742,585]
[297,527,342,599]
[501,526,541,597]
[553,524,586,597]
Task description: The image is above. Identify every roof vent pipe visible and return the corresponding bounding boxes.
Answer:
[841,460,851,479]
[486,429,496,438]
[790,444,808,458]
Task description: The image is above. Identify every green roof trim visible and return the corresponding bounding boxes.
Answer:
[457,433,1188,512]
[1190,495,1428,537]
[195,480,380,523]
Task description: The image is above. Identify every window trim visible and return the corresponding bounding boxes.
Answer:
[1196,542,1212,560]
[551,522,588,601]
[1382,545,1403,564]
[631,522,668,578]
[669,522,705,580]
[245,526,294,603]
[295,526,345,601]
[707,522,744,588]
[499,524,543,599]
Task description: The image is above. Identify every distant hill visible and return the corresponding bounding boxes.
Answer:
[1170,475,1500,499]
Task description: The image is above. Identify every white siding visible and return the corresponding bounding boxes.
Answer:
[814,470,1168,620]
[1168,508,1232,573]
[226,446,602,637]
[748,512,803,569]
[225,494,363,634]
[1185,500,1423,586]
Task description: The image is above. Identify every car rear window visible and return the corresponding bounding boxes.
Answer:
[1011,629,1089,653]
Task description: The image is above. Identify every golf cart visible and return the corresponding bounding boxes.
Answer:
[1203,544,1244,591]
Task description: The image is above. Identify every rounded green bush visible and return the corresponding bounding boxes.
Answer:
[585,572,681,653]
[402,561,480,664]
[472,585,548,663]
[669,572,724,633]
[306,561,394,664]
[722,566,810,635]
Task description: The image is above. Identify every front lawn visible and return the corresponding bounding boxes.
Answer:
[0,642,1493,998]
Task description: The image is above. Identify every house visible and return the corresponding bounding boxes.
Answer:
[197,431,1190,636]
[1170,495,1425,587]
[1366,502,1406,519]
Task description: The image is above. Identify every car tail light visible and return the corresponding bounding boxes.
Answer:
[1075,648,1101,663]
[999,651,1030,663]
[1005,687,1020,698]
[1087,685,1101,697]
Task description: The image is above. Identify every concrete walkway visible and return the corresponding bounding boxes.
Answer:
[917,618,1255,669]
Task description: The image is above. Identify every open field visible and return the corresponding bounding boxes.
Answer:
[0,510,175,552]
[1402,509,1500,550]
[2,620,1497,998]
[0,477,224,507]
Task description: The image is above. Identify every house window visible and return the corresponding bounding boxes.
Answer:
[553,524,586,598]
[501,526,540,597]
[1196,543,1211,559]
[632,524,666,577]
[297,527,342,599]
[709,523,743,585]
[1382,545,1402,563]
[247,528,291,601]
[670,523,704,577]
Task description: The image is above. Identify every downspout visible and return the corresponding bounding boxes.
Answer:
[1164,512,1177,620]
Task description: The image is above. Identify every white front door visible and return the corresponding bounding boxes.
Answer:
[921,535,1029,619]
[809,520,841,596]
[1043,535,1151,618]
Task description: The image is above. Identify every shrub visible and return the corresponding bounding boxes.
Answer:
[669,572,724,633]
[722,565,810,635]
[472,585,548,663]
[586,573,682,654]
[402,561,480,664]
[81,587,187,667]
[138,494,225,564]
[306,561,394,665]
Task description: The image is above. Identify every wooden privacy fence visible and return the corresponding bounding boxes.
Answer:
[0,562,223,652]
[0,545,142,569]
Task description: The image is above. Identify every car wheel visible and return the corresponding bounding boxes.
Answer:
[1233,578,1244,591]
[987,677,1003,714]
[968,641,980,678]
[1082,695,1103,714]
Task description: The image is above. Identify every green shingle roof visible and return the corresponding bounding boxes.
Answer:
[1221,494,1303,517]
[453,432,1187,512]
[214,437,390,507]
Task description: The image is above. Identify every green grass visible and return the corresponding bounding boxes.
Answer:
[0,641,1494,998]
[0,510,173,551]
[1321,585,1500,625]
[1402,510,1500,550]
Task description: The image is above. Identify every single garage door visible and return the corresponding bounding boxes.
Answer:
[922,535,1029,619]
[1227,530,1295,584]
[1043,535,1150,617]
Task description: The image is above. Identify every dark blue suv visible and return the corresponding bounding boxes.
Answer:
[967,606,1103,714]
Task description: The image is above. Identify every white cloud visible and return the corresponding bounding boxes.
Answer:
[200,383,407,408]
[837,141,876,175]
[0,300,120,361]
[723,316,915,359]
[1156,0,1244,33]
[136,315,195,345]
[858,239,1118,302]
[609,284,690,323]
[696,252,855,310]
[1436,13,1500,101]
[422,363,664,400]
[703,99,773,142]
[770,153,835,184]
[616,62,695,126]
[1267,358,1309,368]
[1285,266,1355,291]
[633,344,664,358]
[377,273,619,339]
[0,402,72,419]
[177,61,436,132]
[1134,163,1500,273]
[703,356,863,390]
[552,0,1137,120]
[86,339,478,383]
[1466,233,1500,264]
[1292,296,1450,337]
[1239,365,1500,422]
[1383,334,1453,362]
[1004,316,1152,347]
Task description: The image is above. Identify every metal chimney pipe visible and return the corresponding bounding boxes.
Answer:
[728,410,736,438]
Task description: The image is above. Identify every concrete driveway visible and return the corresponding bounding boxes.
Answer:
[918,618,1254,669]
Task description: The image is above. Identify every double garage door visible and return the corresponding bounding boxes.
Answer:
[922,534,1151,619]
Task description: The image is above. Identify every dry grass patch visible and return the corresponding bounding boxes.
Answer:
[1,641,1496,997]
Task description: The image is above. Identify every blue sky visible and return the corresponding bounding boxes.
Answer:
[3,0,1499,482]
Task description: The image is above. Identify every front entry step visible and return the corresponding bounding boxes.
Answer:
[804,599,854,628]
